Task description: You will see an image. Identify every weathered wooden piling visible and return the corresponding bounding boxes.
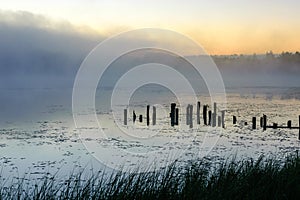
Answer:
[233,116,237,124]
[197,101,201,124]
[152,106,156,125]
[175,108,179,125]
[212,102,217,127]
[221,110,225,128]
[252,117,256,129]
[124,109,127,125]
[298,115,300,140]
[186,105,190,125]
[125,105,299,137]
[203,105,208,125]
[170,103,176,126]
[189,105,193,128]
[208,110,212,126]
[287,120,292,129]
[147,105,150,126]
[263,115,267,131]
[133,110,136,123]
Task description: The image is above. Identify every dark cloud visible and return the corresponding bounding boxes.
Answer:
[0,10,103,88]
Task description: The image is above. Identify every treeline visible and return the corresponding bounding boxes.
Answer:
[212,51,300,74]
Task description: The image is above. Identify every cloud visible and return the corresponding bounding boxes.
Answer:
[0,10,299,90]
[0,11,197,88]
[0,10,103,88]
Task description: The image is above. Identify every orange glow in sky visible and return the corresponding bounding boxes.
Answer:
[1,0,299,55]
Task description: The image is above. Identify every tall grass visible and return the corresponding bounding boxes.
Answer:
[1,153,300,199]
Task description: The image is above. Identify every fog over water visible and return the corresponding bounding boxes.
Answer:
[0,10,300,123]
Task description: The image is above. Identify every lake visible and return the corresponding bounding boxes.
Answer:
[1,86,300,181]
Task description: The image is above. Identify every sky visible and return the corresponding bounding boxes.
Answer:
[1,0,299,54]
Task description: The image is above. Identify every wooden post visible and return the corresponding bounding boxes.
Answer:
[273,123,278,129]
[252,117,256,130]
[212,102,217,127]
[218,116,221,127]
[170,103,176,127]
[263,115,267,131]
[287,120,291,129]
[203,105,207,125]
[244,122,248,125]
[147,105,150,126]
[260,117,263,128]
[139,115,143,123]
[152,106,156,125]
[197,101,200,124]
[133,110,136,124]
[298,115,300,140]
[124,109,127,125]
[221,110,225,128]
[189,105,193,128]
[208,110,212,126]
[233,116,237,124]
[186,105,190,125]
[175,108,179,125]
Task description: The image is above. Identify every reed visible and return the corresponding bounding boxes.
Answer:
[1,153,300,199]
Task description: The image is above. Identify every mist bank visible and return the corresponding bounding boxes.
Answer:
[212,52,300,87]
[0,10,299,89]
[0,11,299,122]
[0,10,102,88]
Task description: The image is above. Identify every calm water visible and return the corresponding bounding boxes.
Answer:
[1,86,300,180]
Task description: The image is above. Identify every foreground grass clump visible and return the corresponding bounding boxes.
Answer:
[1,154,300,199]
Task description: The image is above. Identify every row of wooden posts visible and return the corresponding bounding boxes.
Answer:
[123,103,300,140]
[232,115,300,140]
[123,102,226,128]
[124,105,157,126]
